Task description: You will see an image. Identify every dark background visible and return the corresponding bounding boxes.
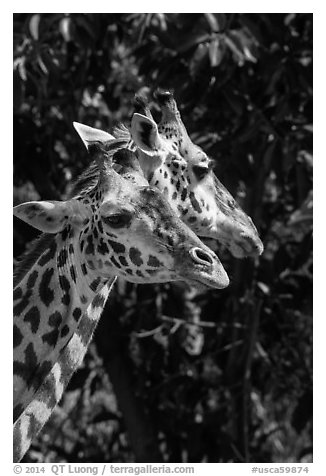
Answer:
[13,13,312,463]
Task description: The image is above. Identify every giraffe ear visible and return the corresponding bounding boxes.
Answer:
[13,199,91,233]
[73,122,115,150]
[131,113,165,156]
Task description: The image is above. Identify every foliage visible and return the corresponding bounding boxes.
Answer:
[13,13,312,463]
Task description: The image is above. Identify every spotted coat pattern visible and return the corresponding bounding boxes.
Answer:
[13,145,228,462]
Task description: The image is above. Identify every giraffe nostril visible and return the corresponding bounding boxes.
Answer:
[189,247,214,266]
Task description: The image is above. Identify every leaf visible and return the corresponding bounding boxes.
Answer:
[41,49,61,75]
[225,29,258,65]
[29,14,41,41]
[190,43,209,77]
[224,32,245,66]
[204,13,227,32]
[203,13,219,32]
[288,190,313,227]
[14,57,27,81]
[257,282,270,295]
[37,54,49,75]
[208,38,224,67]
[59,17,72,42]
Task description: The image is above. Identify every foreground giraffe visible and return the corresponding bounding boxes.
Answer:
[13,145,229,461]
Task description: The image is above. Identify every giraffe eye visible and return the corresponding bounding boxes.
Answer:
[192,165,210,180]
[102,214,132,228]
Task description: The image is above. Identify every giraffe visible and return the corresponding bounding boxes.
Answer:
[135,90,264,258]
[78,90,264,259]
[13,144,229,461]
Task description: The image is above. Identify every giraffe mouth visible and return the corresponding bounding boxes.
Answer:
[230,235,264,259]
[185,274,229,290]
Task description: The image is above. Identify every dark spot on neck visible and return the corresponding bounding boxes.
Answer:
[42,329,59,347]
[61,324,70,338]
[39,268,55,307]
[48,310,63,327]
[57,249,68,268]
[27,270,38,289]
[90,277,102,292]
[13,287,23,301]
[70,265,77,283]
[13,325,23,348]
[59,274,71,306]
[24,306,41,334]
[13,342,37,386]
[61,226,71,242]
[73,307,82,322]
[13,289,32,315]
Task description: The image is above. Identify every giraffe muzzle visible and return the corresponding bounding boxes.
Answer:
[189,247,215,266]
[233,232,264,258]
[186,246,229,290]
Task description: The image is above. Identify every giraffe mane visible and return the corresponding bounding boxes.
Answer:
[113,123,134,145]
[70,137,138,197]
[69,160,101,198]
[14,233,55,288]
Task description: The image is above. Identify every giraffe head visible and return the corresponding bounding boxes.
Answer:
[130,90,264,259]
[14,145,229,290]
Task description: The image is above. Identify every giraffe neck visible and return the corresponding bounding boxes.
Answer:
[13,279,116,462]
[13,231,109,416]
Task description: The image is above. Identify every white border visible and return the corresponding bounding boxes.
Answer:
[3,5,321,473]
